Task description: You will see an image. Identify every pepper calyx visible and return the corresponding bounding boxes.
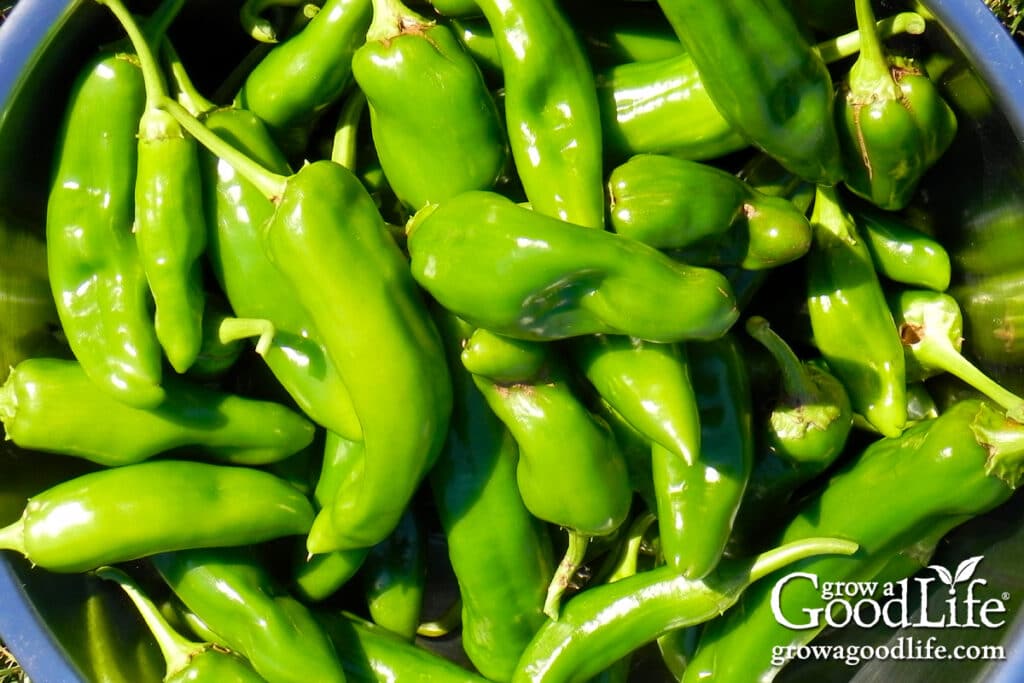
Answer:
[973,402,1024,489]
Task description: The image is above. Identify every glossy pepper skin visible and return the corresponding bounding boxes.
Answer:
[836,0,957,210]
[807,184,907,437]
[656,0,844,184]
[237,0,373,136]
[684,400,1024,681]
[153,546,346,683]
[362,508,426,641]
[662,335,754,578]
[430,311,552,681]
[0,460,314,573]
[0,357,315,466]
[609,154,811,269]
[510,538,858,683]
[351,0,505,211]
[408,191,738,343]
[96,566,265,683]
[99,0,207,374]
[857,203,952,291]
[256,161,452,553]
[460,328,548,384]
[45,48,164,408]
[474,0,604,228]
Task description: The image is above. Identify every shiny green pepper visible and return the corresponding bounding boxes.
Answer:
[836,0,958,209]
[352,0,505,210]
[856,202,952,291]
[407,191,738,343]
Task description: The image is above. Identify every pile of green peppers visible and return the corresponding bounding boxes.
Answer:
[2,0,1023,681]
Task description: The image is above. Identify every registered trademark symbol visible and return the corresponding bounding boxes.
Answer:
[1003,592,1011,601]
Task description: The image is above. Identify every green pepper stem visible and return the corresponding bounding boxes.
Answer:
[0,374,16,428]
[96,0,179,107]
[331,90,367,169]
[159,97,289,201]
[366,0,432,43]
[217,317,277,357]
[849,0,900,100]
[415,597,462,638]
[544,530,591,620]
[973,403,1024,488]
[747,537,859,584]
[746,316,820,406]
[142,0,187,44]
[815,12,926,64]
[607,513,657,584]
[161,40,216,117]
[810,185,857,244]
[240,0,308,43]
[916,338,1024,420]
[95,566,203,676]
[0,518,26,559]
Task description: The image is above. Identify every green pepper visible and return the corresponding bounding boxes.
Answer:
[153,546,346,683]
[0,459,314,573]
[473,0,604,228]
[236,0,373,138]
[683,400,1024,681]
[656,0,843,184]
[45,41,163,408]
[745,316,853,465]
[99,0,207,374]
[856,202,952,291]
[427,0,479,18]
[564,1,683,66]
[836,0,958,209]
[164,100,453,554]
[0,357,314,466]
[807,184,907,437]
[953,271,1024,366]
[239,0,310,43]
[351,0,505,211]
[430,310,552,681]
[361,508,426,641]
[609,154,811,270]
[407,191,738,343]
[318,611,490,683]
[510,537,857,683]
[471,342,632,618]
[460,328,549,384]
[95,566,264,683]
[889,289,1024,420]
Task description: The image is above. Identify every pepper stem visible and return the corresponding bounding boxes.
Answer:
[0,372,17,430]
[416,597,463,638]
[747,537,859,584]
[544,530,591,620]
[607,513,657,583]
[919,341,1024,421]
[332,90,367,169]
[366,0,432,43]
[973,403,1024,488]
[0,518,26,559]
[160,97,289,201]
[96,0,180,107]
[810,185,857,244]
[94,566,202,676]
[162,40,216,117]
[746,316,819,406]
[849,0,900,100]
[240,0,308,43]
[816,12,926,64]
[217,318,277,357]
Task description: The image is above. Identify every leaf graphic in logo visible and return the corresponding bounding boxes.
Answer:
[954,555,984,583]
[930,564,954,588]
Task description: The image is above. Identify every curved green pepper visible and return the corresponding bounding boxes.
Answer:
[430,310,552,681]
[656,0,843,184]
[0,357,315,466]
[362,507,426,641]
[408,191,738,343]
[351,0,505,210]
[0,459,314,573]
[857,203,952,291]
[474,0,604,228]
[510,538,858,683]
[45,46,164,408]
[236,0,373,136]
[96,566,264,683]
[100,0,207,374]
[153,546,346,683]
[807,184,906,437]
[684,399,1024,681]
[609,154,811,269]
[836,0,957,209]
